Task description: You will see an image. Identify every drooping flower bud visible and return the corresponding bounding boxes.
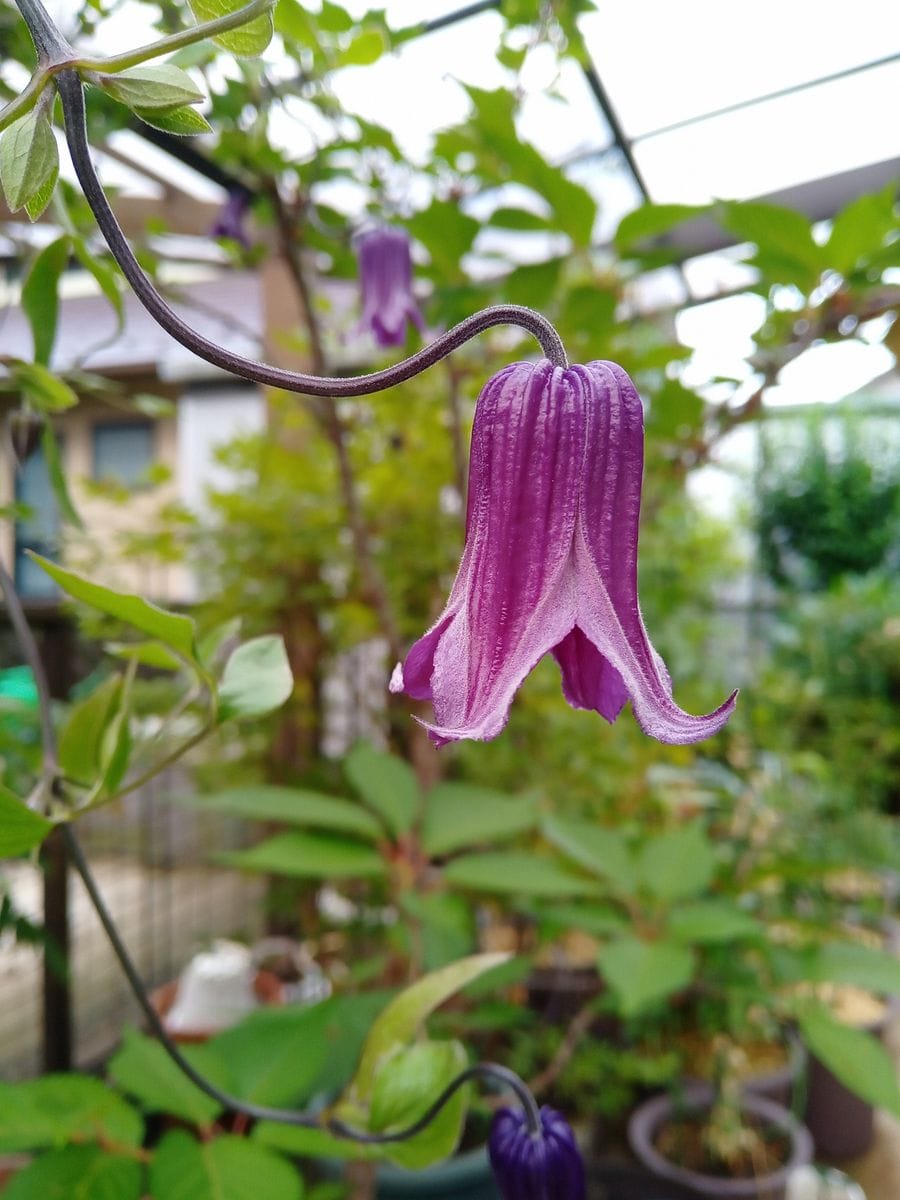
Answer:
[489,1105,586,1200]
[354,225,425,348]
[390,358,737,746]
[210,189,252,248]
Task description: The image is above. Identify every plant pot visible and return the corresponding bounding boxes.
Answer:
[628,1085,814,1200]
[150,968,284,1043]
[374,1145,500,1199]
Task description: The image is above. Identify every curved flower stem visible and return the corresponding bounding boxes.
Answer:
[329,1062,543,1143]
[62,825,546,1144]
[55,69,568,391]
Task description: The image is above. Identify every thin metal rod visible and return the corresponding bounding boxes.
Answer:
[56,71,568,379]
[580,61,651,202]
[632,50,900,143]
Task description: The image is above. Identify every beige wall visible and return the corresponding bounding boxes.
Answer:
[2,382,193,605]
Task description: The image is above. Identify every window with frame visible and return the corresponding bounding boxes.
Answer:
[92,420,155,488]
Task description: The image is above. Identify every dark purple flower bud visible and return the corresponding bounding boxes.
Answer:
[354,225,425,348]
[210,189,252,248]
[489,1106,586,1200]
[390,359,737,746]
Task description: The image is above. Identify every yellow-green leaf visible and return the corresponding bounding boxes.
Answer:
[188,0,274,57]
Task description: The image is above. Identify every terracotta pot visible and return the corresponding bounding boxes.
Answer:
[628,1085,814,1200]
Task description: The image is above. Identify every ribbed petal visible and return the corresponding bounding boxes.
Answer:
[409,360,582,745]
[488,1107,585,1200]
[571,361,737,743]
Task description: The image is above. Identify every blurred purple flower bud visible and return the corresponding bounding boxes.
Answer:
[210,190,251,248]
[489,1106,586,1200]
[355,225,425,348]
[390,358,737,746]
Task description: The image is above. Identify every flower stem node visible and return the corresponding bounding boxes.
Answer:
[390,359,738,746]
[489,1105,586,1200]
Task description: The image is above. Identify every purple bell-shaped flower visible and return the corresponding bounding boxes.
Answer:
[489,1105,586,1200]
[354,225,426,348]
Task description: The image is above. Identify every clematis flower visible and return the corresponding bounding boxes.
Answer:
[489,1105,586,1200]
[390,358,737,746]
[210,189,252,248]
[354,225,425,348]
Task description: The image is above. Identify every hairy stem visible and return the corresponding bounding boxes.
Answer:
[13,0,74,62]
[55,69,568,393]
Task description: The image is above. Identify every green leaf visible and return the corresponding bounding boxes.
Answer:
[352,954,508,1101]
[107,640,183,671]
[27,554,197,662]
[72,238,124,332]
[798,1006,900,1118]
[488,206,551,231]
[0,784,51,857]
[407,201,480,284]
[503,256,564,309]
[3,1145,141,1200]
[108,1028,223,1127]
[338,28,385,66]
[21,237,69,365]
[99,64,204,110]
[369,1040,468,1170]
[343,742,419,838]
[0,1073,143,1152]
[150,1130,303,1200]
[443,851,599,897]
[802,942,900,996]
[399,891,476,971]
[421,783,537,856]
[253,1122,375,1162]
[597,935,695,1018]
[541,816,634,892]
[220,830,386,880]
[58,674,123,786]
[667,901,762,944]
[317,2,354,32]
[635,823,716,903]
[614,202,710,253]
[826,184,899,277]
[719,199,825,290]
[13,361,78,412]
[218,635,293,721]
[275,0,318,46]
[0,110,59,216]
[180,785,381,840]
[188,0,274,56]
[209,1004,335,1108]
[40,424,82,528]
[134,105,213,136]
[532,901,627,938]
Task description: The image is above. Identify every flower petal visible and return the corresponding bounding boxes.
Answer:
[552,626,629,724]
[405,360,582,744]
[571,361,737,743]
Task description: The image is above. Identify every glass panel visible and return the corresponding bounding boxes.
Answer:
[581,0,897,136]
[93,420,155,488]
[14,443,60,599]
